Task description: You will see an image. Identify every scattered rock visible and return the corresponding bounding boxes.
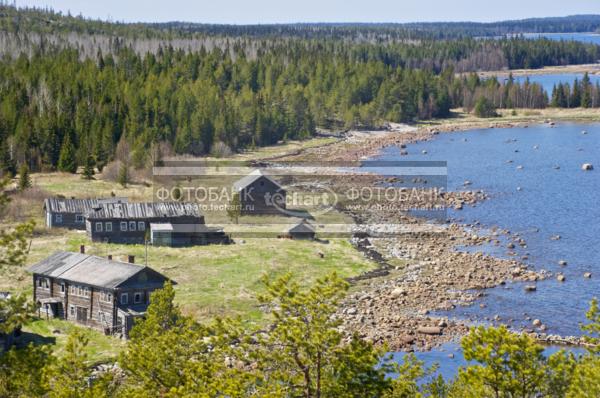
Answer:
[524,285,537,292]
[558,260,567,266]
[582,163,594,171]
[557,274,566,282]
[417,326,442,335]
[533,319,542,327]
[390,288,406,298]
[584,272,592,279]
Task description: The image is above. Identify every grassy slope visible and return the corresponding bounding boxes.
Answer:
[5,136,374,362]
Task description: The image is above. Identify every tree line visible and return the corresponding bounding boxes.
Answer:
[3,4,600,40]
[0,43,598,177]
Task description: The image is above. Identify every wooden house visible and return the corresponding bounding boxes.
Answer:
[150,223,230,247]
[44,197,128,230]
[85,202,204,244]
[233,170,286,215]
[28,249,173,338]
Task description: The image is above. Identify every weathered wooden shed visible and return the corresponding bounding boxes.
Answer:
[43,197,128,230]
[288,219,316,240]
[233,170,286,216]
[150,223,230,247]
[86,202,204,244]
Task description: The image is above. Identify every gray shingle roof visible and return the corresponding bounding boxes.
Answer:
[289,220,316,234]
[28,251,169,289]
[44,197,128,214]
[233,170,282,191]
[86,202,202,220]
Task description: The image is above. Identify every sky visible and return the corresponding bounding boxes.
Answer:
[13,0,600,24]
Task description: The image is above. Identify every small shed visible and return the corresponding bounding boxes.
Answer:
[288,220,316,240]
[150,223,230,247]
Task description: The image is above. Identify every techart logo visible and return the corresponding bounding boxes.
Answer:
[266,182,338,218]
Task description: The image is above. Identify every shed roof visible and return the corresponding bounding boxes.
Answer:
[28,251,171,289]
[43,197,128,214]
[86,202,202,220]
[233,169,282,191]
[289,219,316,234]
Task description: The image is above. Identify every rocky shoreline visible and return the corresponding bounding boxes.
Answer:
[279,118,595,352]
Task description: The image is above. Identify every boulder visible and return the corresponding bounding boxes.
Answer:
[390,288,406,298]
[417,326,442,335]
[533,319,542,327]
[524,285,537,292]
[557,274,566,282]
[582,163,594,171]
[558,260,567,266]
[584,272,592,279]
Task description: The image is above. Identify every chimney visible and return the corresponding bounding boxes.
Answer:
[107,254,113,260]
[128,255,135,264]
[79,245,85,254]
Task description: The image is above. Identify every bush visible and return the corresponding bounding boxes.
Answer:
[474,97,498,118]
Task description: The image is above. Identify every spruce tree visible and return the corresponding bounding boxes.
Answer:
[82,155,95,180]
[18,164,31,191]
[57,135,77,173]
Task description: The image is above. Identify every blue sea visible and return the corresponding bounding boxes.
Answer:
[522,32,600,45]
[372,123,600,379]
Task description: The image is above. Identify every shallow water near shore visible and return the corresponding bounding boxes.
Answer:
[373,122,600,376]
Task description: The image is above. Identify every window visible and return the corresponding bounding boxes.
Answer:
[138,221,145,231]
[55,214,63,223]
[120,222,127,231]
[69,305,75,317]
[100,291,112,303]
[75,214,84,223]
[98,312,110,322]
[60,283,65,294]
[120,293,128,305]
[129,221,137,231]
[95,222,103,232]
[134,292,143,304]
[105,222,113,232]
[37,278,49,289]
[70,285,90,297]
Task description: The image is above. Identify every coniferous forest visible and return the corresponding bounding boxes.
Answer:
[0,5,600,174]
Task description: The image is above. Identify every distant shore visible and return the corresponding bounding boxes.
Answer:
[474,63,600,78]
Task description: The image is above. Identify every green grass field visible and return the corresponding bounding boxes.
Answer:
[3,136,374,362]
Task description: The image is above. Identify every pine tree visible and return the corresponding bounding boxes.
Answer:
[57,134,77,173]
[17,164,31,191]
[81,155,95,180]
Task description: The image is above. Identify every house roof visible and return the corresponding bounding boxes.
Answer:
[150,223,223,233]
[86,202,202,220]
[43,197,128,214]
[289,219,316,234]
[28,251,172,289]
[233,169,283,191]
